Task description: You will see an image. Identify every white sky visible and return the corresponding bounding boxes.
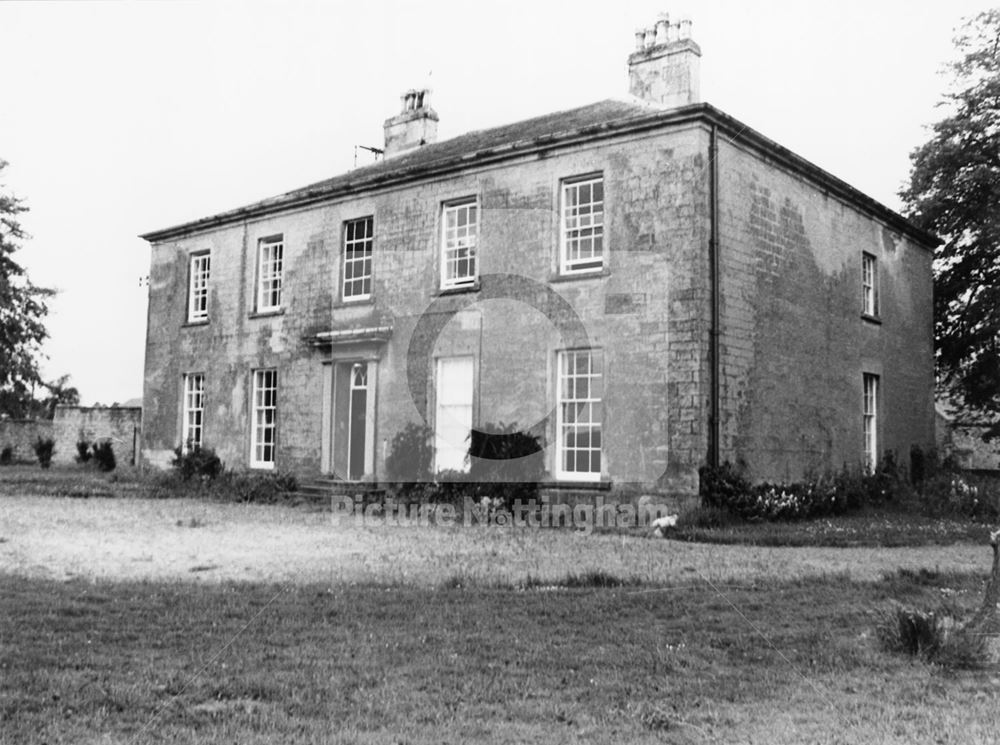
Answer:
[0,0,990,405]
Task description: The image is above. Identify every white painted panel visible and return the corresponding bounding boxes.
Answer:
[435,356,474,473]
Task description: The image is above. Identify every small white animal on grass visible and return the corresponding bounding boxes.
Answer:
[651,514,678,537]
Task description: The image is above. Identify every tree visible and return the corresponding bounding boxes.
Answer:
[36,374,80,419]
[901,10,1000,437]
[0,159,55,417]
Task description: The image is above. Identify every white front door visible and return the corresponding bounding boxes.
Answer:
[435,356,474,473]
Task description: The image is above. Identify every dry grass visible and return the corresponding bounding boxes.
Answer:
[0,494,990,585]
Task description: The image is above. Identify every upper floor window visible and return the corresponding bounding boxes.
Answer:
[561,175,604,274]
[556,348,603,481]
[256,235,284,312]
[441,199,478,290]
[182,372,205,451]
[187,252,210,323]
[343,217,373,301]
[862,252,879,317]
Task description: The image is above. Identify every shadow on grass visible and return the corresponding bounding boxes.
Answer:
[669,507,991,548]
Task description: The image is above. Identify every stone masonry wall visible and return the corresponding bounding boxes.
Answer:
[142,125,711,494]
[0,407,141,466]
[53,406,142,466]
[716,138,935,481]
[0,419,51,463]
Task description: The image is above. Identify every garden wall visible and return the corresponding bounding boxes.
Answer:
[0,419,51,463]
[0,406,142,467]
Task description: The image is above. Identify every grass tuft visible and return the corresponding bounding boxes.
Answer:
[876,605,947,658]
[521,570,644,589]
[876,604,991,669]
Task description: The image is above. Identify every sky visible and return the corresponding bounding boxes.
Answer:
[0,0,992,406]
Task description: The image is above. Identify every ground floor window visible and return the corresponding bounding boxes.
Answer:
[435,356,474,473]
[556,349,603,481]
[863,373,879,471]
[252,368,277,468]
[182,373,204,451]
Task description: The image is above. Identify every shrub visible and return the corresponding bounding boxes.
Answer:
[432,469,471,505]
[910,444,937,487]
[876,605,945,659]
[75,440,92,463]
[467,421,544,510]
[876,605,989,668]
[92,441,116,472]
[150,467,297,503]
[33,438,55,468]
[676,504,740,530]
[171,444,223,481]
[699,457,908,523]
[213,470,298,503]
[699,461,751,512]
[867,451,903,504]
[916,471,999,520]
[384,423,434,485]
[0,445,12,465]
[935,629,990,669]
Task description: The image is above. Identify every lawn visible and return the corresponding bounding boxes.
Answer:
[2,469,1000,743]
[3,570,1000,744]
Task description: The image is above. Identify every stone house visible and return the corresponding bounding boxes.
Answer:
[140,18,937,496]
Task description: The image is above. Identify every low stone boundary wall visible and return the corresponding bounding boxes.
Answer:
[0,406,142,466]
[0,419,51,463]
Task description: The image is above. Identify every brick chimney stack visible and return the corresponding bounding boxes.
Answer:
[383,89,439,158]
[628,13,700,107]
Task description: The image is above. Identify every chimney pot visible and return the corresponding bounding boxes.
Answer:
[655,16,669,45]
[627,17,701,107]
[634,28,645,51]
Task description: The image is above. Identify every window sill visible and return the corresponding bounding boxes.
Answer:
[250,463,275,471]
[182,319,210,328]
[336,297,376,309]
[544,477,612,491]
[249,309,285,320]
[549,269,610,284]
[435,281,481,297]
[861,313,882,325]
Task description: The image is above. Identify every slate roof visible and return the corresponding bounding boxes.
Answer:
[141,98,939,248]
[295,99,654,196]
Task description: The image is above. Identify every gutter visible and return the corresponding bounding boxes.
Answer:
[709,124,721,469]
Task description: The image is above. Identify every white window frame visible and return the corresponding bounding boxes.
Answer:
[440,198,478,290]
[251,368,277,469]
[182,373,205,451]
[343,216,374,302]
[187,252,210,323]
[556,349,603,482]
[256,235,284,312]
[560,174,605,275]
[862,252,878,317]
[863,373,879,471]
